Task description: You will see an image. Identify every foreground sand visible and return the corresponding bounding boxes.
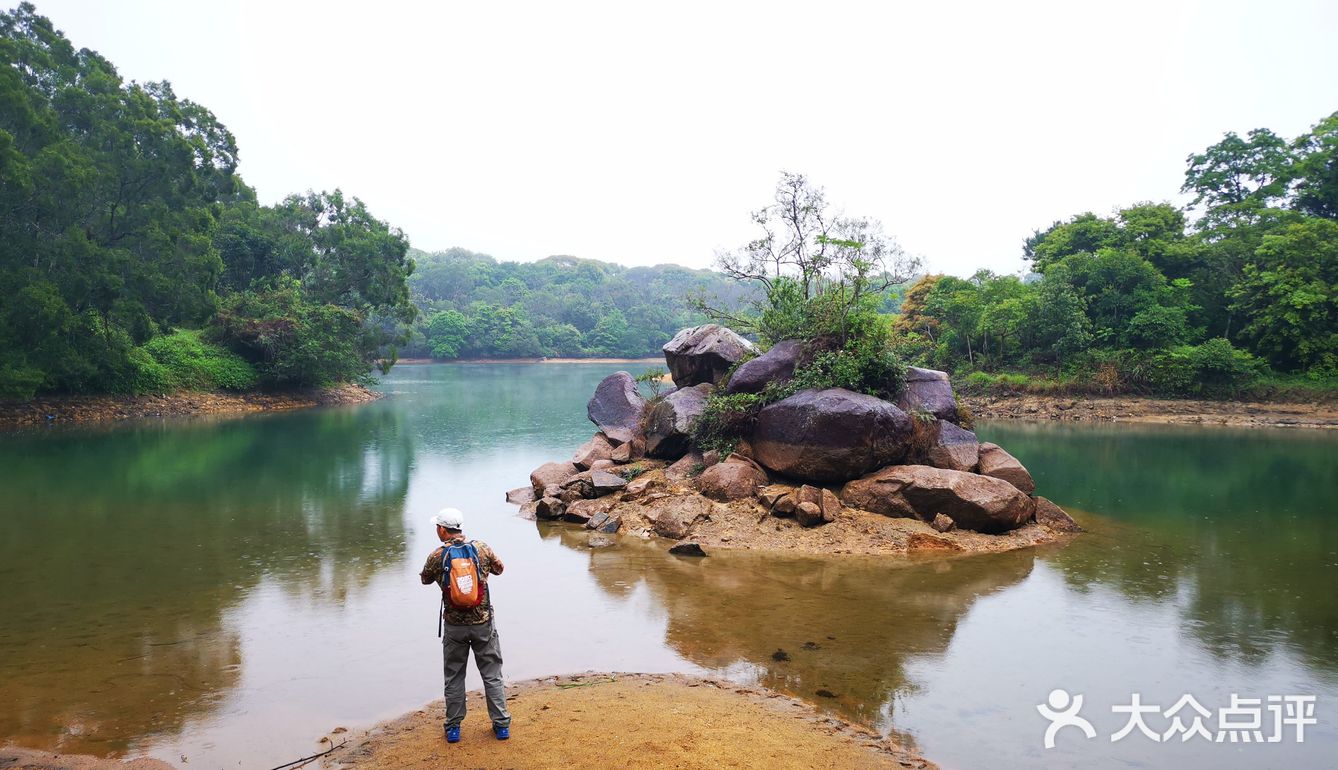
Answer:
[325,673,934,770]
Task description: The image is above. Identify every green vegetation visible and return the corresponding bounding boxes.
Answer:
[692,173,921,455]
[405,249,754,359]
[898,111,1338,398]
[0,4,413,399]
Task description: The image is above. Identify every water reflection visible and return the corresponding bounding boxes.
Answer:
[554,527,1037,732]
[983,422,1338,677]
[0,406,413,754]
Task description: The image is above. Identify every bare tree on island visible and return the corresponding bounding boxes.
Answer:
[695,172,922,345]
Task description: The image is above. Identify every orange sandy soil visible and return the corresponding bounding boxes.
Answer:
[322,673,933,770]
[962,394,1338,429]
[0,384,381,430]
[0,748,172,770]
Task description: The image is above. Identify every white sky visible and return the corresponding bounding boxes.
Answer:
[31,0,1338,276]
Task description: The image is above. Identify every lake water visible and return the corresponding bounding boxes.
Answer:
[1,363,1335,769]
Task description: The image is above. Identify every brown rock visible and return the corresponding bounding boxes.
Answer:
[571,433,616,469]
[505,486,536,505]
[840,465,1035,533]
[535,497,567,520]
[610,440,636,463]
[695,457,768,502]
[590,458,616,471]
[589,470,629,495]
[564,497,616,525]
[559,486,584,504]
[624,469,666,498]
[651,495,710,539]
[1033,496,1083,532]
[772,494,797,517]
[587,372,647,444]
[669,542,708,557]
[542,484,562,499]
[662,324,756,387]
[644,383,713,460]
[931,513,955,532]
[665,451,706,482]
[819,488,843,523]
[896,367,959,423]
[925,421,980,473]
[530,461,578,492]
[726,339,803,394]
[752,389,912,483]
[977,442,1036,494]
[517,501,539,521]
[758,484,795,508]
[795,501,825,527]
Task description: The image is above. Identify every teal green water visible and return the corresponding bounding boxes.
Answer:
[0,364,1335,768]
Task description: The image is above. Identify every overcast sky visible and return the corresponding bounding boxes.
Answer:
[31,0,1338,276]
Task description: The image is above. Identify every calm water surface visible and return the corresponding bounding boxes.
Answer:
[0,363,1335,769]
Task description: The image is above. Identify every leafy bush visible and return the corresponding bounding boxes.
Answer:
[143,329,259,391]
[211,278,375,388]
[1149,338,1261,397]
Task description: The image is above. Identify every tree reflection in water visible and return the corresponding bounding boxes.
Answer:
[0,406,412,755]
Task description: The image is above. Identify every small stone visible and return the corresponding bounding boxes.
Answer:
[535,497,566,520]
[931,513,956,532]
[795,501,824,527]
[505,486,535,505]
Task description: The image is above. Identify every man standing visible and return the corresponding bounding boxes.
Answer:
[419,507,511,742]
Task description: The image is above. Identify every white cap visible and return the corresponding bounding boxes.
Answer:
[430,507,465,530]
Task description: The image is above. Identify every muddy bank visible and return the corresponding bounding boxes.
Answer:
[961,394,1338,429]
[0,384,381,430]
[325,673,932,770]
[0,747,171,770]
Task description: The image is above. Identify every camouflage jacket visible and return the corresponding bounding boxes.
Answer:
[420,538,504,626]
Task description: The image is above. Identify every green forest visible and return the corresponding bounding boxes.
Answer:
[402,249,756,359]
[0,4,414,399]
[896,113,1337,398]
[1,2,1334,402]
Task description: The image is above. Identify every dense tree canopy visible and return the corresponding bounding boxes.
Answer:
[903,110,1338,395]
[0,4,413,397]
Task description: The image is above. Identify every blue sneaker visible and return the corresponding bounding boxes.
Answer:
[493,724,510,740]
[445,725,461,743]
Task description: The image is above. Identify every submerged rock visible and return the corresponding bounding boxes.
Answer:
[1033,496,1083,532]
[752,389,912,483]
[840,465,1034,533]
[587,372,646,444]
[977,442,1036,494]
[669,542,708,557]
[726,339,803,394]
[896,367,959,423]
[663,324,756,387]
[644,383,713,459]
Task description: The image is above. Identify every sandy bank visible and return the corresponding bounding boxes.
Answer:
[324,673,933,770]
[0,383,381,430]
[961,394,1338,429]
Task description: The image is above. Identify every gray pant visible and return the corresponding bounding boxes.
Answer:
[442,619,511,728]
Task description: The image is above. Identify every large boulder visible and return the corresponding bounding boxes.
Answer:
[662,324,756,387]
[925,421,980,473]
[644,383,713,459]
[977,442,1036,494]
[840,465,1034,533]
[1033,496,1082,532]
[587,372,646,444]
[751,389,913,483]
[695,456,769,501]
[896,367,959,423]
[726,340,803,394]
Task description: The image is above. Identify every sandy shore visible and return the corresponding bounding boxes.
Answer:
[323,673,933,770]
[962,393,1338,429]
[0,384,381,430]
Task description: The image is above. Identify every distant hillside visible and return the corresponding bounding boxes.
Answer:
[402,248,758,359]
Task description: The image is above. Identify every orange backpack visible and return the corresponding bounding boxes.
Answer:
[442,542,484,609]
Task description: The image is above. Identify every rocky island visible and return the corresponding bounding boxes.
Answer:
[507,324,1082,556]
